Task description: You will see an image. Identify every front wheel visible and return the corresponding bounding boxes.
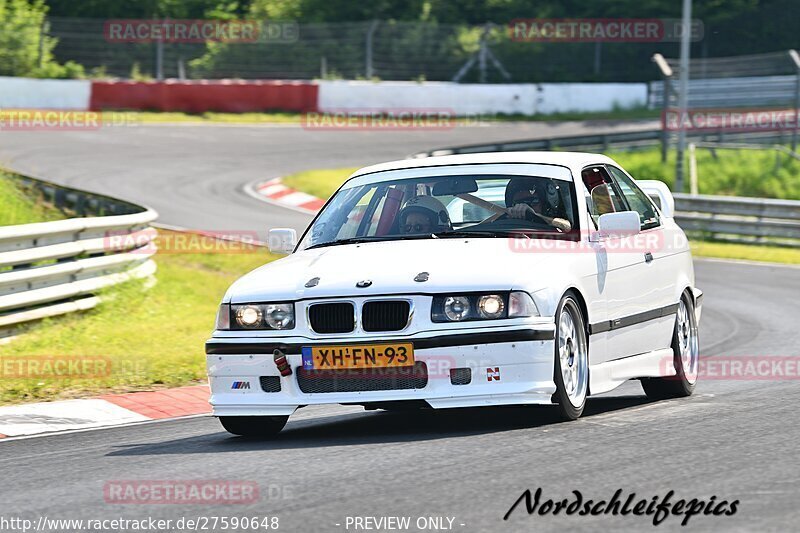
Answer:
[552,294,589,420]
[641,294,699,400]
[219,415,288,437]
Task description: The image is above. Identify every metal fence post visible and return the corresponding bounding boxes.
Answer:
[674,0,693,194]
[155,33,164,81]
[652,54,674,163]
[788,50,800,152]
[37,19,49,69]
[688,143,698,195]
[365,20,379,79]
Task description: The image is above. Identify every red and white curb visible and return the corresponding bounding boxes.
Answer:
[245,177,325,214]
[0,385,210,439]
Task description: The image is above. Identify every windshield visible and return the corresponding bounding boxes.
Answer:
[298,172,578,250]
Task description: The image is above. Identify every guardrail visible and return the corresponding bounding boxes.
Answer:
[411,129,796,158]
[0,172,158,333]
[648,75,800,109]
[414,130,800,247]
[672,194,800,246]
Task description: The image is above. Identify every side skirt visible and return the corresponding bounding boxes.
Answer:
[589,348,675,396]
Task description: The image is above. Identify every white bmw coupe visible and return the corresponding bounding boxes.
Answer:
[207,152,702,437]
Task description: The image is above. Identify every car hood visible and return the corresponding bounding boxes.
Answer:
[226,238,580,303]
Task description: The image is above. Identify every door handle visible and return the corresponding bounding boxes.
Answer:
[644,252,654,263]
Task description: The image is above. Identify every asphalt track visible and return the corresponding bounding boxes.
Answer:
[1,121,799,532]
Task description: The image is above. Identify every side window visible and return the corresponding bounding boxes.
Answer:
[607,166,660,230]
[581,166,626,227]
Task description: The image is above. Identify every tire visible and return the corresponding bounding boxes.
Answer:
[219,415,288,437]
[552,294,589,420]
[641,294,699,400]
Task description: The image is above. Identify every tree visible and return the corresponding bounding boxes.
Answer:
[0,0,83,78]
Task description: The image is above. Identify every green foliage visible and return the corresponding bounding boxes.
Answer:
[610,146,800,199]
[0,172,66,226]
[45,0,253,18]
[0,0,85,78]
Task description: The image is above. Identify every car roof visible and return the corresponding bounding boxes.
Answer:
[350,151,617,180]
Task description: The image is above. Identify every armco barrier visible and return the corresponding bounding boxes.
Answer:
[673,194,800,245]
[0,172,158,332]
[89,80,319,113]
[412,129,798,158]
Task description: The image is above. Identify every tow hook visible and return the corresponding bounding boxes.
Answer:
[273,349,292,376]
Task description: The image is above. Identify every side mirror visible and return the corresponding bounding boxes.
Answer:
[594,211,640,240]
[636,180,675,218]
[268,228,297,254]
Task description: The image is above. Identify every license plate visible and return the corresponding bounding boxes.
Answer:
[301,343,414,370]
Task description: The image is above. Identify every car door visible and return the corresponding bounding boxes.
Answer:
[604,165,676,357]
[581,165,646,363]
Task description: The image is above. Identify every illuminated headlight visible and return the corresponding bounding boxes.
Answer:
[509,291,539,318]
[478,294,505,319]
[220,303,296,330]
[264,303,294,329]
[235,305,262,328]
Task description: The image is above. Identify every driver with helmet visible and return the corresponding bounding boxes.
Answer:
[397,196,452,234]
[504,177,571,231]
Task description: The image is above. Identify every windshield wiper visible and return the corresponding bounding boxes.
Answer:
[306,237,380,250]
[433,230,510,238]
[306,233,437,250]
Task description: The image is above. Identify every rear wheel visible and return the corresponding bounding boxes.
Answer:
[219,415,288,437]
[641,294,698,399]
[552,295,588,420]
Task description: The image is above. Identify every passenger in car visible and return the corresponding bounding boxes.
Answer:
[397,196,452,234]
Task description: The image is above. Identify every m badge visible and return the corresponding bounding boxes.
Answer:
[487,367,500,381]
[231,381,251,390]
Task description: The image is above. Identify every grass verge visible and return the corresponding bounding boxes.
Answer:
[610,146,800,200]
[0,231,277,405]
[690,240,800,265]
[0,172,67,226]
[281,167,358,199]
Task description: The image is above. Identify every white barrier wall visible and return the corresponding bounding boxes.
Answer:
[318,80,539,115]
[0,77,91,110]
[318,80,648,116]
[536,83,648,114]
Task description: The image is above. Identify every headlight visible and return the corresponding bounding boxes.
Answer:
[235,305,263,328]
[478,294,505,319]
[432,292,538,322]
[432,294,504,322]
[264,303,294,329]
[443,296,471,321]
[222,303,296,330]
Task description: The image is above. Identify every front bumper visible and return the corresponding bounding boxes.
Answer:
[205,324,557,416]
